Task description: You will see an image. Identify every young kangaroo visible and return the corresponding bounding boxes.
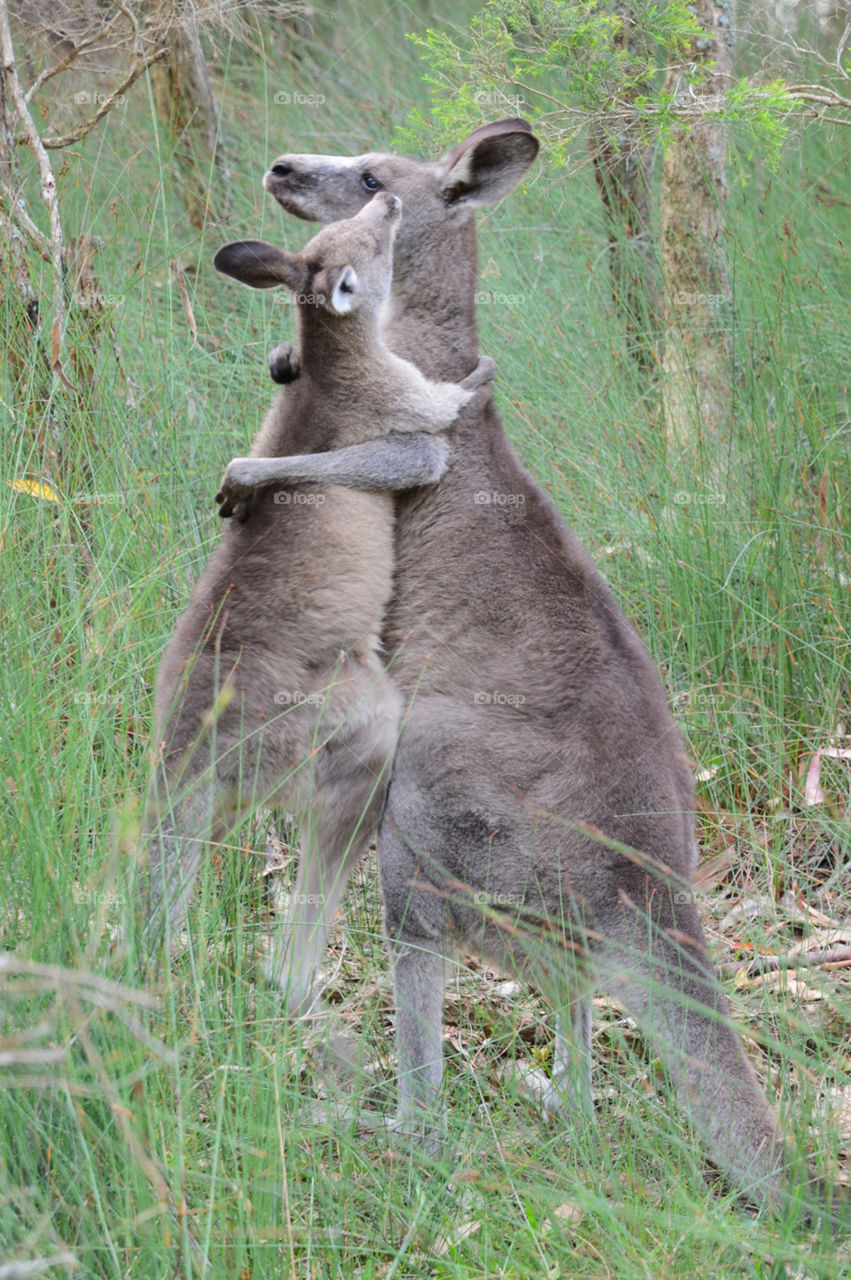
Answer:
[139,191,493,1014]
[213,122,843,1220]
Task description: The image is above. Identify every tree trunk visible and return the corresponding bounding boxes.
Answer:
[0,12,56,458]
[660,0,734,460]
[591,121,661,373]
[150,9,229,229]
[589,8,663,374]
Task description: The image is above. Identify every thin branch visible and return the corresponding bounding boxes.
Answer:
[0,0,68,382]
[41,45,168,150]
[836,22,850,82]
[23,12,124,104]
[113,0,143,46]
[785,87,851,111]
[0,179,52,261]
[720,944,851,979]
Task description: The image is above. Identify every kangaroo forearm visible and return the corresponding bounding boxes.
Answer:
[304,432,449,489]
[216,431,450,519]
[233,434,448,489]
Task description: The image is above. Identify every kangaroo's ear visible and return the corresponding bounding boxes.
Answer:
[314,264,359,315]
[214,240,309,293]
[439,118,539,207]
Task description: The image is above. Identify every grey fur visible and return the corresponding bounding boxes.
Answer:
[138,192,490,1016]
[216,427,455,518]
[221,120,840,1217]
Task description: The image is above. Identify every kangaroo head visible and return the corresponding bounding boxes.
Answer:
[214,190,402,317]
[263,119,539,268]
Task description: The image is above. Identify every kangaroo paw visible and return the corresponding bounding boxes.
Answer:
[460,354,496,392]
[216,458,261,520]
[269,342,301,385]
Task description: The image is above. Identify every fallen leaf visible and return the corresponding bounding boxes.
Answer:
[720,897,773,932]
[493,980,522,999]
[694,846,737,892]
[8,478,61,503]
[432,1219,481,1256]
[803,741,851,806]
[779,895,840,931]
[552,1201,583,1226]
[170,258,198,346]
[785,927,850,956]
[743,971,825,1000]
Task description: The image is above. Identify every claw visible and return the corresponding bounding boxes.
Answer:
[216,490,235,519]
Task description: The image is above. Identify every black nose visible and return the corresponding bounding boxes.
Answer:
[270,161,292,176]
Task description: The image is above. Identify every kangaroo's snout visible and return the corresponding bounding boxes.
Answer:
[372,190,402,228]
[359,190,401,222]
[262,155,401,227]
[350,191,402,250]
[263,156,320,221]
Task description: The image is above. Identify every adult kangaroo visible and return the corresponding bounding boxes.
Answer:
[217,120,834,1215]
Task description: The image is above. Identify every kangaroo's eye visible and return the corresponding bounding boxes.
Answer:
[361,172,380,191]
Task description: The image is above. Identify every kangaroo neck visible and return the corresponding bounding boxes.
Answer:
[384,214,480,382]
[296,308,381,381]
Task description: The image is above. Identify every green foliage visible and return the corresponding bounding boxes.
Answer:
[397,0,792,168]
[643,75,794,165]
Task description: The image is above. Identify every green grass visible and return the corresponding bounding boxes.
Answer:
[1,1,849,1275]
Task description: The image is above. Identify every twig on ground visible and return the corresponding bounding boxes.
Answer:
[720,944,851,979]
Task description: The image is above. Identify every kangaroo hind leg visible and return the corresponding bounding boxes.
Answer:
[265,677,402,1017]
